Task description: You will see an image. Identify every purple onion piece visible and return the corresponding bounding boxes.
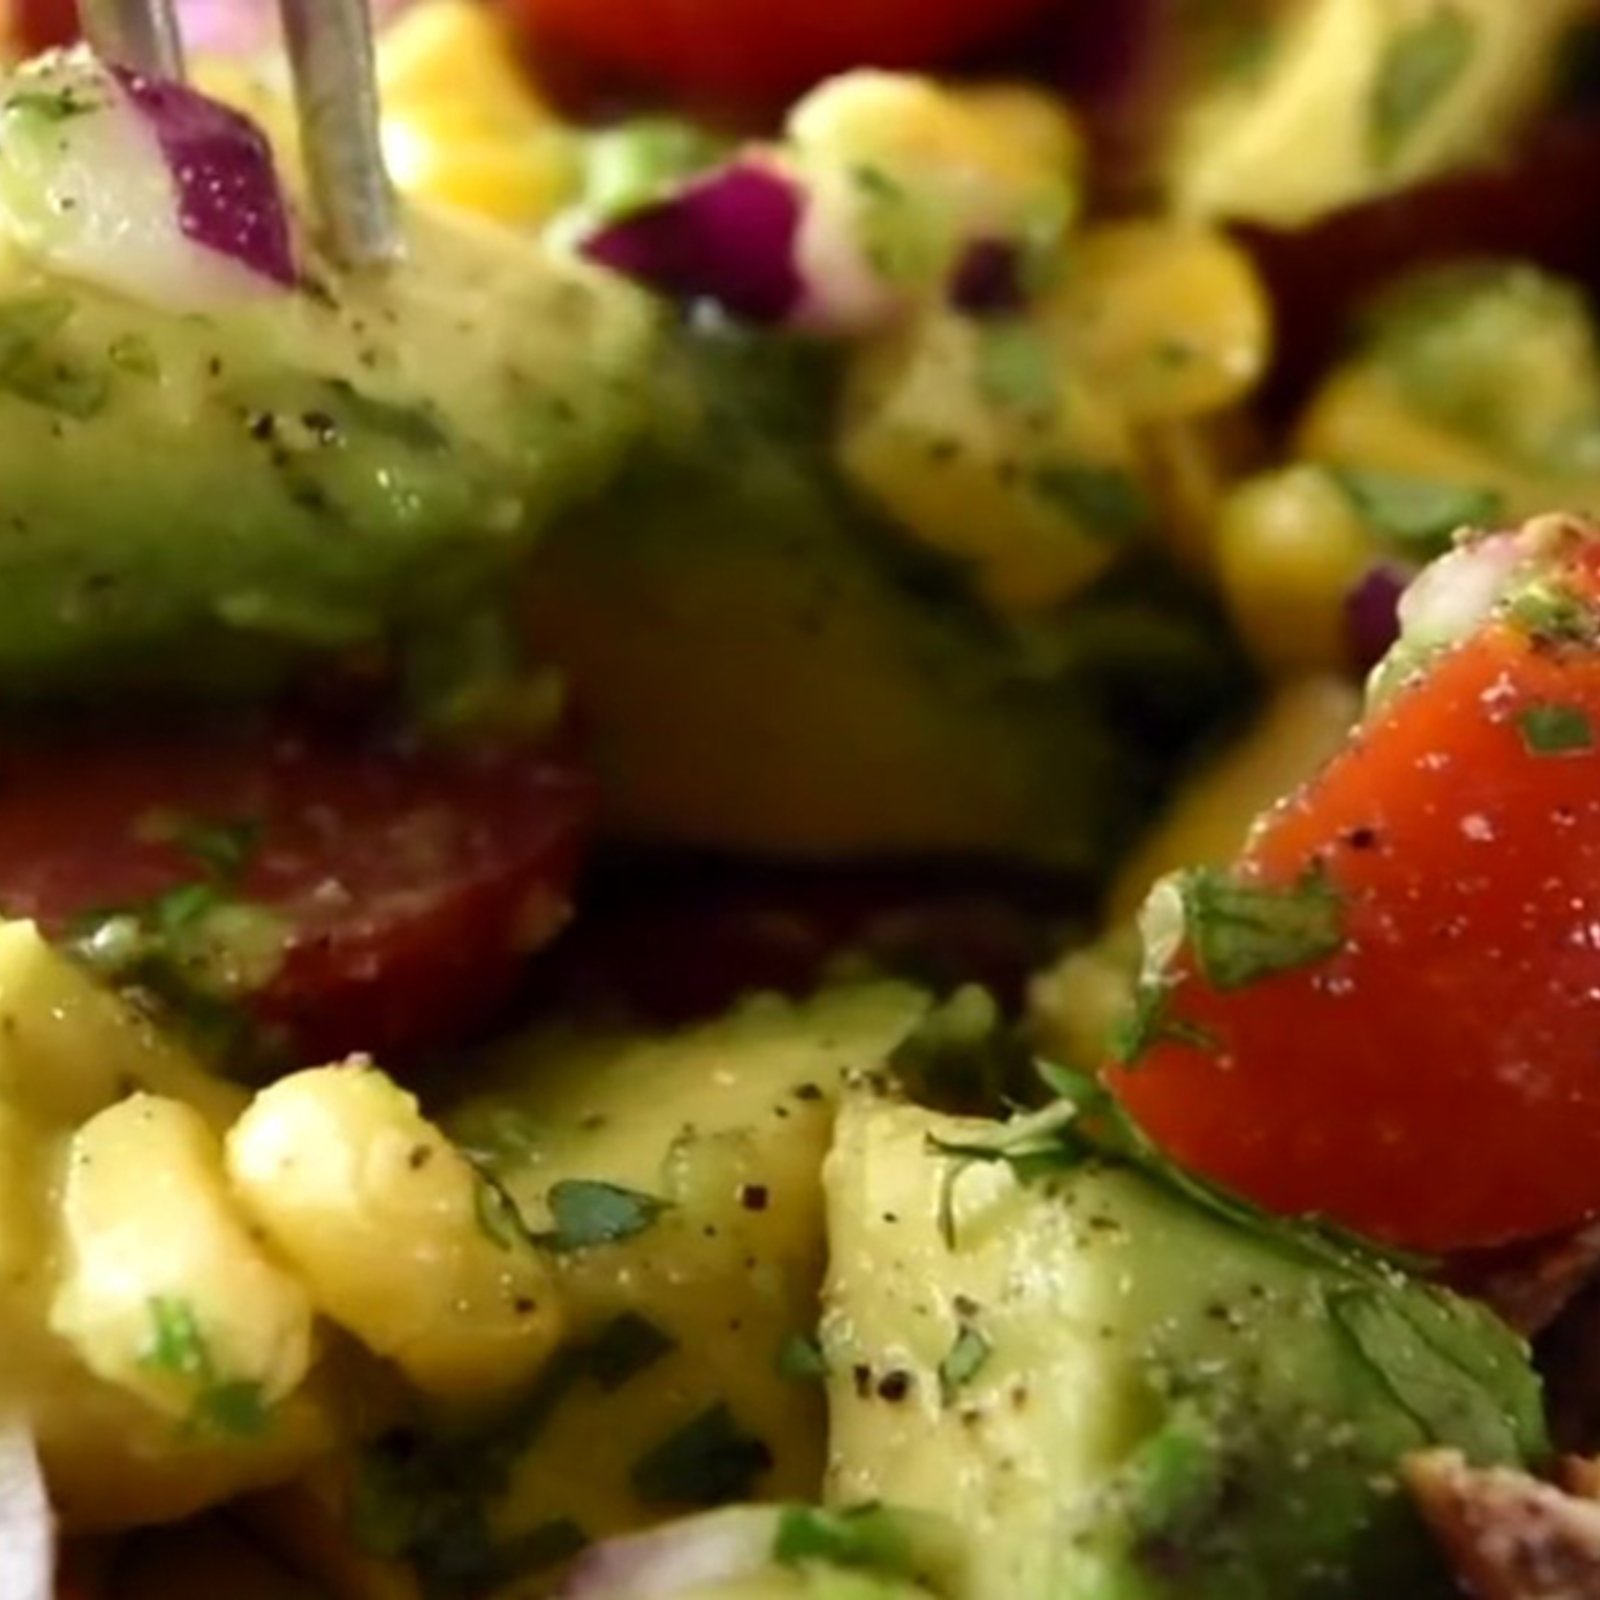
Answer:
[580,159,806,324]
[0,1423,52,1600]
[111,65,296,288]
[555,1507,779,1599]
[950,238,1027,316]
[1345,561,1414,677]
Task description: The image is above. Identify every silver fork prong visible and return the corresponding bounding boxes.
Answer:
[78,0,185,79]
[278,0,402,270]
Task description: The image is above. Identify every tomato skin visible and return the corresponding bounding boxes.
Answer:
[1109,585,1600,1252]
[11,0,77,50]
[0,724,592,1064]
[503,0,1051,103]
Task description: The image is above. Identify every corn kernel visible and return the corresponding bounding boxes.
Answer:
[1216,465,1377,676]
[841,308,1146,612]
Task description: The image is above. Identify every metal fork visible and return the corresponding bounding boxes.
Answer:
[77,0,401,267]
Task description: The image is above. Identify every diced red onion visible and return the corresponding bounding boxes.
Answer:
[111,65,295,287]
[581,158,806,324]
[1345,562,1412,677]
[949,238,1026,315]
[555,1507,781,1599]
[0,1422,53,1600]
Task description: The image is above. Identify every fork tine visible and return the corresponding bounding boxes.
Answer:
[278,0,402,269]
[77,0,185,78]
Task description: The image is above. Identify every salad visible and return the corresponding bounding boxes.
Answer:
[0,0,1598,1596]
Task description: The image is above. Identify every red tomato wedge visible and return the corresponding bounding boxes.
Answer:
[10,0,75,51]
[504,0,1051,103]
[1108,533,1600,1252]
[0,723,592,1065]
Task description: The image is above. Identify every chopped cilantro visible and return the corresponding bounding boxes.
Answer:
[976,322,1057,415]
[1107,981,1217,1067]
[1028,462,1148,542]
[1370,7,1476,166]
[1180,867,1346,991]
[1329,467,1500,559]
[141,1296,270,1439]
[108,333,159,379]
[630,1403,773,1508]
[1504,580,1596,646]
[937,1322,991,1404]
[473,1169,539,1254]
[536,1179,671,1253]
[777,1331,830,1383]
[4,86,97,122]
[1517,701,1594,756]
[454,1107,544,1171]
[586,1312,675,1391]
[170,816,261,880]
[774,1505,918,1577]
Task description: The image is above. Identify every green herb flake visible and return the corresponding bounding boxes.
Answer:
[1370,7,1476,166]
[773,1505,916,1578]
[1028,461,1149,542]
[776,1332,830,1383]
[976,322,1057,415]
[1517,701,1594,756]
[1505,580,1596,647]
[170,816,261,881]
[586,1312,676,1392]
[937,1322,992,1404]
[144,1295,208,1378]
[630,1403,773,1509]
[141,1297,271,1439]
[108,333,159,379]
[1330,467,1500,558]
[537,1179,671,1253]
[1179,867,1346,991]
[473,1170,539,1254]
[4,86,98,122]
[1107,981,1217,1067]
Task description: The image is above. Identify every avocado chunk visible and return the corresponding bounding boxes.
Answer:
[0,199,655,699]
[821,1093,1546,1600]
[355,986,931,1592]
[522,325,1244,869]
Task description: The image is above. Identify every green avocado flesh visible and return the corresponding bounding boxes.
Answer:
[824,1098,1547,1600]
[0,214,655,700]
[523,328,1247,868]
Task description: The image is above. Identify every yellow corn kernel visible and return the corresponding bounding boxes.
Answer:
[1216,465,1376,676]
[1108,677,1361,921]
[1296,365,1556,520]
[227,1062,563,1411]
[956,83,1086,185]
[376,0,579,224]
[1041,221,1271,421]
[51,1095,316,1429]
[378,0,537,125]
[841,308,1145,612]
[789,70,1077,239]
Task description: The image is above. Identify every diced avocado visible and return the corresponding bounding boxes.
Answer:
[0,204,655,700]
[822,1093,1546,1600]
[1154,0,1588,226]
[522,325,1246,869]
[357,986,931,1593]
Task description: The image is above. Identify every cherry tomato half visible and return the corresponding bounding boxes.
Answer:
[10,0,76,51]
[0,722,592,1065]
[1108,539,1600,1252]
[504,0,1053,104]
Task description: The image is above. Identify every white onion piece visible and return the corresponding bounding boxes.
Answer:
[0,1420,53,1600]
[555,1507,781,1599]
[0,48,295,311]
[1396,532,1528,657]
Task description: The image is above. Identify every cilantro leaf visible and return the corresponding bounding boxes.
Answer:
[774,1505,918,1577]
[937,1322,992,1404]
[1330,467,1500,559]
[630,1404,773,1509]
[1180,867,1346,991]
[1517,701,1594,756]
[535,1179,671,1253]
[141,1296,272,1439]
[1370,7,1476,166]
[777,1331,830,1382]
